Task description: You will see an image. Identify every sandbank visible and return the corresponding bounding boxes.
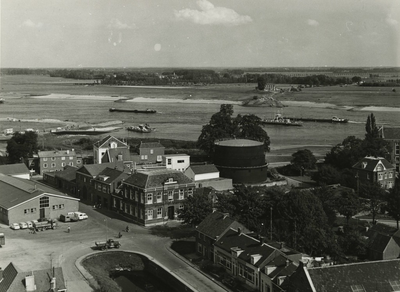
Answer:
[359,106,400,112]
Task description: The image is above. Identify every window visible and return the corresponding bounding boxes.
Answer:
[157,155,162,162]
[77,159,82,164]
[218,255,231,269]
[168,190,173,201]
[141,155,148,160]
[43,158,48,161]
[167,159,172,165]
[238,264,244,277]
[69,156,73,160]
[51,157,56,161]
[177,160,185,163]
[179,204,184,210]
[43,163,48,168]
[389,172,393,178]
[395,143,399,155]
[150,149,154,154]
[245,270,254,283]
[147,193,153,204]
[188,188,193,196]
[157,207,162,218]
[61,163,66,167]
[51,163,56,168]
[156,192,162,203]
[52,205,58,210]
[377,165,383,171]
[384,173,387,179]
[179,189,184,200]
[198,243,202,253]
[130,205,134,215]
[40,196,49,208]
[24,209,30,214]
[59,204,64,209]
[135,191,138,202]
[146,209,153,220]
[69,162,73,166]
[61,157,65,160]
[31,208,37,213]
[350,285,366,292]
[378,173,383,180]
[130,190,133,200]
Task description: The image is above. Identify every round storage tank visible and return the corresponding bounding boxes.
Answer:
[214,139,268,184]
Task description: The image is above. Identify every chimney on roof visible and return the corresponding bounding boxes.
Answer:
[50,276,56,290]
[286,259,290,267]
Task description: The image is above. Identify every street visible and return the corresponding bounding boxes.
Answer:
[0,203,227,292]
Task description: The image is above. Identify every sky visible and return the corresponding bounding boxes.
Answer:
[1,0,399,68]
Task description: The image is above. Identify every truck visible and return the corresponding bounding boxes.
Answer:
[95,239,121,250]
[33,219,57,231]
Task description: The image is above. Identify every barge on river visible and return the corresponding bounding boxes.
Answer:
[261,114,302,127]
[109,108,157,114]
[50,128,118,135]
[283,116,348,123]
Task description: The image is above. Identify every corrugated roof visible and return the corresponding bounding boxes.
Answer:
[190,164,219,175]
[215,139,263,147]
[352,156,395,171]
[0,163,30,175]
[0,174,78,210]
[307,259,400,291]
[124,169,193,189]
[196,211,248,239]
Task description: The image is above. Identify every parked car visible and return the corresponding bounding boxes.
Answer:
[73,212,88,221]
[10,223,20,230]
[26,221,33,228]
[60,214,72,222]
[19,222,28,229]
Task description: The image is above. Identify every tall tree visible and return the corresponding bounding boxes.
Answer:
[197,104,270,158]
[6,131,38,163]
[257,75,266,90]
[324,136,364,169]
[311,164,341,186]
[177,192,213,226]
[360,182,386,224]
[291,149,316,175]
[337,190,360,225]
[386,178,400,229]
[363,113,391,158]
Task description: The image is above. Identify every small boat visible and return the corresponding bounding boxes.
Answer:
[0,98,5,104]
[261,114,302,127]
[109,108,157,114]
[331,116,348,123]
[126,124,156,133]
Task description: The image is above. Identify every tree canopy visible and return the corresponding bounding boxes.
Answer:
[291,149,317,171]
[177,192,213,226]
[197,104,270,158]
[6,131,38,163]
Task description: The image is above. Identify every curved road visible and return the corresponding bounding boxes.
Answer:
[0,203,227,292]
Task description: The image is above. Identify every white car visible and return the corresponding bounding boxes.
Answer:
[19,222,28,229]
[10,223,20,230]
[26,221,33,228]
[74,212,88,220]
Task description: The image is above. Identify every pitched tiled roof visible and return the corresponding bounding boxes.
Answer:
[190,164,219,175]
[306,259,400,292]
[352,156,394,171]
[0,174,78,210]
[95,167,130,184]
[93,135,127,148]
[379,126,400,140]
[214,228,279,268]
[367,223,400,238]
[140,141,164,149]
[368,233,392,253]
[77,162,125,177]
[37,149,76,158]
[196,211,249,239]
[2,263,66,292]
[124,169,193,189]
[0,262,20,292]
[54,165,78,182]
[103,148,131,163]
[0,163,30,175]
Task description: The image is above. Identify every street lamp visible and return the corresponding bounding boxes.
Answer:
[270,207,273,241]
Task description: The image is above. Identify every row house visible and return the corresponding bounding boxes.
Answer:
[379,126,400,173]
[75,161,127,202]
[214,228,301,292]
[35,149,82,175]
[196,211,249,261]
[138,141,165,164]
[92,167,130,209]
[115,169,195,226]
[352,156,396,189]
[43,165,78,195]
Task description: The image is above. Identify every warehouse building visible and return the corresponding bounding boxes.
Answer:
[0,174,79,225]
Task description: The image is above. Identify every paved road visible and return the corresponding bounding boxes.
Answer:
[0,203,227,292]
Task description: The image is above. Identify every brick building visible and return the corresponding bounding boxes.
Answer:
[379,126,400,173]
[35,149,82,175]
[352,156,396,189]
